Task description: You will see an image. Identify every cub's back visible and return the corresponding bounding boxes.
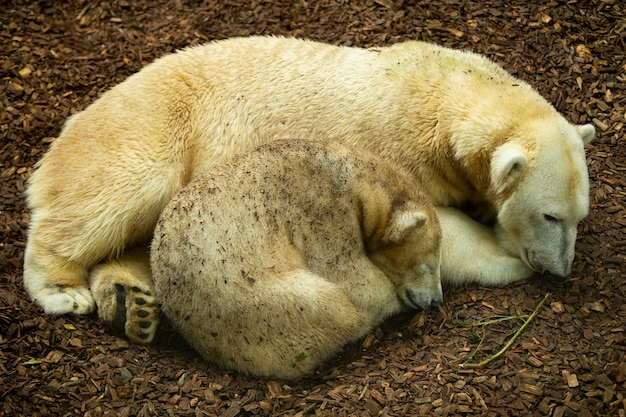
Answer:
[152,139,421,282]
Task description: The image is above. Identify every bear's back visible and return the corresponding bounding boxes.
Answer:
[153,140,420,286]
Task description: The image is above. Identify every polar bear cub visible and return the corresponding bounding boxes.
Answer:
[151,140,442,379]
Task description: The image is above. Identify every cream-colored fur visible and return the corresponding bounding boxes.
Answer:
[24,36,594,343]
[151,140,442,378]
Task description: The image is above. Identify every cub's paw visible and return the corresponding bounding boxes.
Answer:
[111,283,160,344]
[35,284,95,315]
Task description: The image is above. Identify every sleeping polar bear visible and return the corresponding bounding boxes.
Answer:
[151,139,442,378]
[23,36,595,343]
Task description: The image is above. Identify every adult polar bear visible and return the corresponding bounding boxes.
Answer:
[24,36,594,342]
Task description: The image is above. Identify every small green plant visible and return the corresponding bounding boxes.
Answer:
[461,293,551,368]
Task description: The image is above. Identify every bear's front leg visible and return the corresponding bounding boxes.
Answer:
[437,207,534,286]
[90,246,160,344]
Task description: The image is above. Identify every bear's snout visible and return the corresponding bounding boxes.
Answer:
[404,287,443,311]
[527,249,572,279]
[430,298,443,308]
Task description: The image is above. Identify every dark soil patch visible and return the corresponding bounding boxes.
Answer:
[1,1,625,416]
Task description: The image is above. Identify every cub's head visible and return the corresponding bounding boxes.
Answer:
[367,200,443,311]
[491,119,595,278]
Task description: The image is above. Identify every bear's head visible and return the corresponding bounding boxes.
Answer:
[367,200,443,311]
[490,118,595,278]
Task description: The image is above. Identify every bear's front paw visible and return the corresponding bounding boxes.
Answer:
[35,284,95,315]
[111,283,160,344]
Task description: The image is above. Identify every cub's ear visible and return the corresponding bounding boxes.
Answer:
[575,124,595,145]
[490,142,527,195]
[385,207,428,244]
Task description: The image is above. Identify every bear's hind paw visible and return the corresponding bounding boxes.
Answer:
[90,250,159,344]
[36,284,95,315]
[111,283,160,344]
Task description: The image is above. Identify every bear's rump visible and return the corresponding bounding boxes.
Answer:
[155,267,374,378]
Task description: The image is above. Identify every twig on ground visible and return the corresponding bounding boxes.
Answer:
[462,315,525,364]
[461,292,551,369]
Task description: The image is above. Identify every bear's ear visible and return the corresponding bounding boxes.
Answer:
[385,207,428,244]
[575,124,595,145]
[490,142,527,195]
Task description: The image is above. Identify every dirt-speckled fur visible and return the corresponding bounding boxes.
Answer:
[151,140,442,378]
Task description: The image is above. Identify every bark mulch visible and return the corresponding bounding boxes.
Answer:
[1,1,625,416]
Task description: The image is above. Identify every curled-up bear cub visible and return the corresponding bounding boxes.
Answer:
[151,140,442,379]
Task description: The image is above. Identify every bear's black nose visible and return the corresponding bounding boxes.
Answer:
[431,298,442,308]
